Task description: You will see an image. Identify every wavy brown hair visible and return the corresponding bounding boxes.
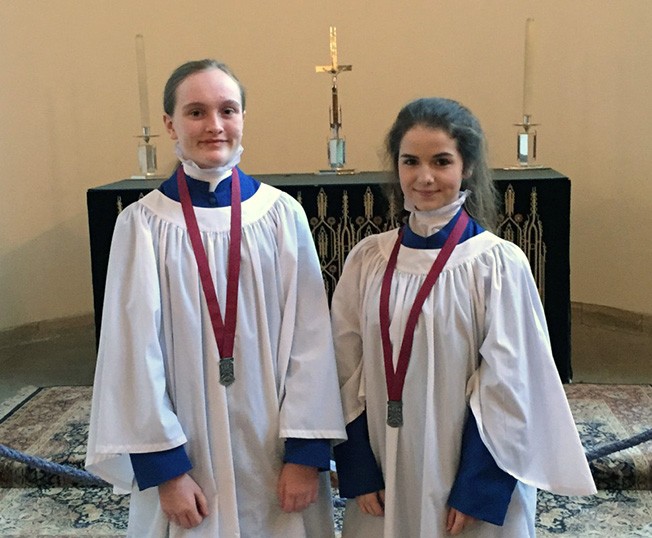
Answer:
[385,97,498,231]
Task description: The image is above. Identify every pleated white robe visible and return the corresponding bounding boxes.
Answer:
[86,183,346,537]
[331,228,596,538]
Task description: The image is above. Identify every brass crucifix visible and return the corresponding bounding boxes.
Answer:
[315,26,353,172]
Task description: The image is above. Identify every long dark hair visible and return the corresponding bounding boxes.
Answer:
[385,97,497,230]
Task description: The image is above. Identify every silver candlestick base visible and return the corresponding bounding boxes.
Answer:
[131,126,164,179]
[329,137,345,168]
[318,137,355,174]
[503,114,547,170]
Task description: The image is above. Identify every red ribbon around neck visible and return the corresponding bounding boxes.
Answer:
[177,167,241,383]
[380,210,470,411]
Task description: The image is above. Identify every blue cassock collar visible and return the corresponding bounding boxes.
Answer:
[401,208,485,249]
[160,175,483,248]
[158,166,261,207]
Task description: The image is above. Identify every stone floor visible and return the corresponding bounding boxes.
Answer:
[1,304,651,403]
[0,322,96,403]
[571,303,652,385]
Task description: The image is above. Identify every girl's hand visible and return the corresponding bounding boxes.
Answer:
[446,507,477,535]
[277,463,319,512]
[356,489,385,516]
[158,473,209,529]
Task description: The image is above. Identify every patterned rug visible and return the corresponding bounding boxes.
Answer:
[0,384,650,536]
[0,386,92,488]
[565,383,652,490]
[0,487,650,537]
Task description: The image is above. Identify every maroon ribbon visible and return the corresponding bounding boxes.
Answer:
[380,210,470,408]
[177,167,241,376]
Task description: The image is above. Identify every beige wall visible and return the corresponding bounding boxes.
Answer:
[1,0,651,331]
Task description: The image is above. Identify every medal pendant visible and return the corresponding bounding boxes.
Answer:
[219,357,235,386]
[387,400,403,428]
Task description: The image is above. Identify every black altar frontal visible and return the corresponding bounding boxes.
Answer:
[87,168,572,381]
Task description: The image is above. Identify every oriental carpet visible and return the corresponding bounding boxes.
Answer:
[0,384,650,537]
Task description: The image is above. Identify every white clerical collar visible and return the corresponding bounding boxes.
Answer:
[175,143,244,192]
[407,190,470,237]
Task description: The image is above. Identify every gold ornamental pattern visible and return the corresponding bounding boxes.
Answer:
[114,184,547,304]
[302,184,547,304]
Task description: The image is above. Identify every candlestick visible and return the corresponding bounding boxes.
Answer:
[506,114,545,169]
[522,18,536,116]
[517,114,537,166]
[135,34,150,130]
[131,34,161,179]
[506,19,545,169]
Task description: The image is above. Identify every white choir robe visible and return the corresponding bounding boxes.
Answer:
[86,183,347,537]
[331,228,596,538]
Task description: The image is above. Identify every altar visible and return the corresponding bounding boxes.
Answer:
[87,167,572,381]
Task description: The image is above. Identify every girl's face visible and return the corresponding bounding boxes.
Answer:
[398,125,468,211]
[164,68,244,169]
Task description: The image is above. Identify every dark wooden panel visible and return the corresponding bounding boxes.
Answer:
[87,168,571,380]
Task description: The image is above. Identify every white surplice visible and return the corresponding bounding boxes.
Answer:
[86,183,346,538]
[331,227,596,538]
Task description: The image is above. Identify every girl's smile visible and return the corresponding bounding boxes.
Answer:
[398,125,468,211]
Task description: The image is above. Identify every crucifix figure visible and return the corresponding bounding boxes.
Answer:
[316,26,353,172]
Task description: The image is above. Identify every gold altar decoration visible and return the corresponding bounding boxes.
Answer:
[315,27,354,173]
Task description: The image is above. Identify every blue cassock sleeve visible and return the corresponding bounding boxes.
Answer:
[284,438,331,471]
[447,410,517,525]
[333,411,385,498]
[130,445,193,490]
[131,437,330,490]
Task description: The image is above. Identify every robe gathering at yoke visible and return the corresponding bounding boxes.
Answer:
[330,211,596,537]
[86,168,347,537]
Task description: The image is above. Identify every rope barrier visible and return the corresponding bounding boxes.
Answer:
[584,428,652,461]
[1,428,651,488]
[0,443,108,487]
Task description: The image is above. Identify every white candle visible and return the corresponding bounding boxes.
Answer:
[522,18,536,117]
[135,34,150,129]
